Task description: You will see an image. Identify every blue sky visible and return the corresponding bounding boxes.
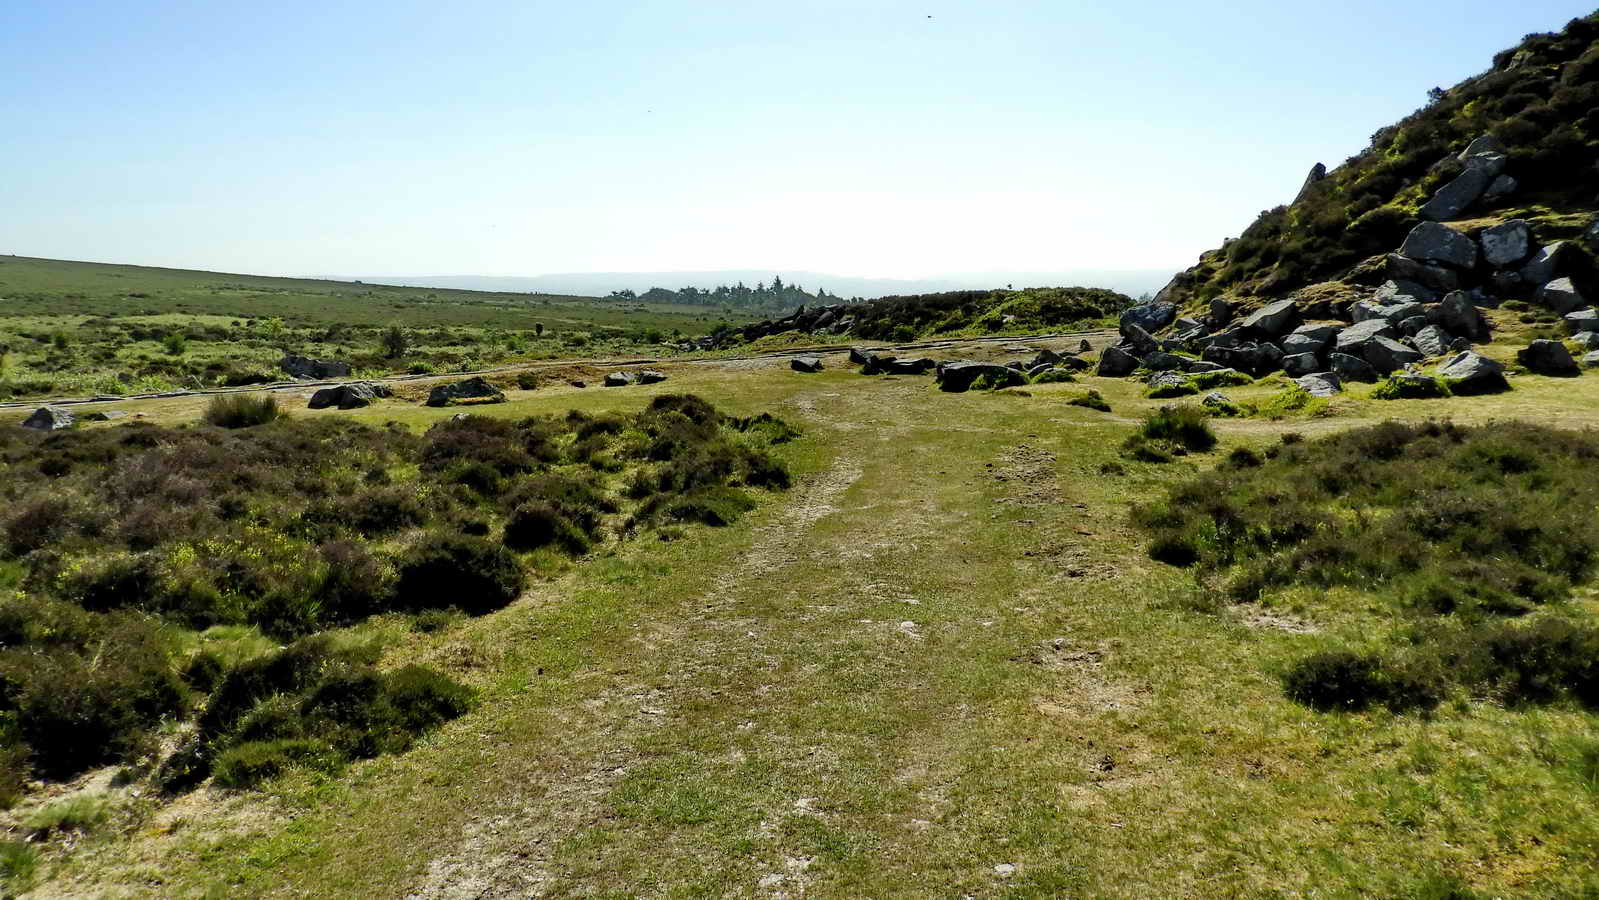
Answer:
[2,1,1595,284]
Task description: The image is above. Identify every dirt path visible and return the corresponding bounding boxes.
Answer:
[406,448,867,899]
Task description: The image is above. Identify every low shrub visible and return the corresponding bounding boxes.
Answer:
[0,840,39,890]
[1122,405,1217,461]
[1029,369,1077,384]
[212,738,339,788]
[1145,379,1198,399]
[394,534,527,616]
[1190,369,1254,390]
[203,394,281,429]
[663,486,757,526]
[1067,390,1111,412]
[1372,375,1452,400]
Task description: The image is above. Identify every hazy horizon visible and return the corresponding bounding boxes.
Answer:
[5,1,1596,281]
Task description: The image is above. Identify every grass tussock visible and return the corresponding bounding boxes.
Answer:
[202,393,282,428]
[1121,404,1218,462]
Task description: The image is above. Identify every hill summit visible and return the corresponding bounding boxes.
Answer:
[1158,12,1599,311]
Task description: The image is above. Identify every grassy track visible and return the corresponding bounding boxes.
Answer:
[28,352,1599,898]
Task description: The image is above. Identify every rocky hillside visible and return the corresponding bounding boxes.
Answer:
[680,286,1133,351]
[1159,12,1599,309]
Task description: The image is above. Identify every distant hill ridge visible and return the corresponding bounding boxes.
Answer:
[1158,11,1599,311]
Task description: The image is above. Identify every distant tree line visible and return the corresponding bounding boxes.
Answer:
[608,276,848,311]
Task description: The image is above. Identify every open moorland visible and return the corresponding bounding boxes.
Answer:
[0,256,757,401]
[2,297,1599,896]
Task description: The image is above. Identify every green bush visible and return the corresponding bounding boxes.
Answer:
[23,794,111,836]
[1123,405,1217,460]
[0,840,39,891]
[203,394,281,428]
[1029,369,1077,384]
[1372,375,1452,400]
[213,738,338,788]
[1067,390,1111,412]
[394,534,527,616]
[1145,378,1198,399]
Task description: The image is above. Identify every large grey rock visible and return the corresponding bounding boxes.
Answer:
[1386,253,1462,292]
[877,358,935,375]
[1328,352,1379,383]
[1146,371,1193,394]
[637,370,668,384]
[1585,351,1599,369]
[1241,299,1300,337]
[1279,333,1326,356]
[1420,166,1495,221]
[1565,308,1599,334]
[1433,291,1486,341]
[1412,325,1453,357]
[427,376,506,405]
[1141,351,1188,372]
[1541,277,1587,315]
[1349,301,1386,324]
[20,407,73,431]
[1182,359,1228,374]
[1201,390,1233,409]
[1482,174,1518,204]
[1379,301,1426,325]
[1296,373,1344,397]
[1480,220,1531,267]
[1364,336,1424,374]
[1522,241,1577,286]
[1438,350,1509,394]
[1290,323,1343,344]
[1096,346,1139,377]
[791,357,823,373]
[1518,339,1580,376]
[308,381,392,410]
[1028,348,1062,369]
[1294,162,1327,204]
[1123,324,1160,356]
[1209,298,1233,326]
[1457,135,1506,161]
[1118,303,1177,338]
[279,354,352,380]
[1573,331,1599,350]
[1399,222,1478,269]
[848,347,873,365]
[1398,316,1429,337]
[603,371,637,387]
[1334,319,1397,353]
[1375,279,1438,304]
[1281,352,1322,377]
[938,361,1025,392]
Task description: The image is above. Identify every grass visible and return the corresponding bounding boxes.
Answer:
[12,348,1599,897]
[0,255,760,400]
[24,794,111,836]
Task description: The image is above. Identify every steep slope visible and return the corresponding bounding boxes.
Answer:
[1159,12,1599,309]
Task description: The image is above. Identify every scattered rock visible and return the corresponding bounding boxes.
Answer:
[1573,331,1599,350]
[1141,351,1188,372]
[279,354,352,380]
[1334,319,1397,354]
[1209,298,1233,326]
[308,381,393,410]
[1398,316,1428,337]
[80,410,127,422]
[427,376,506,406]
[1565,308,1599,334]
[1411,325,1453,357]
[1438,350,1509,394]
[1585,351,1599,368]
[1028,348,1062,368]
[938,361,1025,392]
[790,357,823,373]
[1096,346,1139,377]
[1457,134,1506,162]
[1364,336,1424,374]
[1123,324,1160,356]
[1202,390,1233,409]
[1517,339,1580,376]
[1119,302,1177,338]
[1398,222,1477,269]
[1541,277,1587,315]
[21,407,73,431]
[1386,253,1462,293]
[1521,241,1577,286]
[1279,333,1325,356]
[1432,291,1487,341]
[1281,352,1321,377]
[1241,299,1300,336]
[1079,339,1094,353]
[1419,166,1495,221]
[1480,220,1531,267]
[1375,279,1438,304]
[1296,372,1344,396]
[1328,352,1379,383]
[637,370,668,384]
[1482,174,1518,204]
[848,348,872,365]
[1290,323,1342,345]
[603,371,638,387]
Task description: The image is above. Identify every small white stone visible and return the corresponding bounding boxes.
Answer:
[994,863,1016,877]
